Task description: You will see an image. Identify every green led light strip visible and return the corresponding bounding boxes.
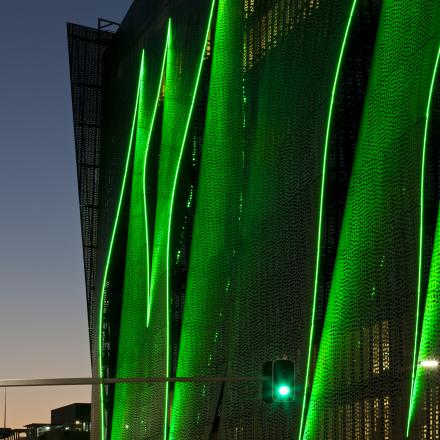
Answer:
[97,51,144,440]
[163,2,216,439]
[298,1,359,439]
[144,21,172,328]
[406,44,440,438]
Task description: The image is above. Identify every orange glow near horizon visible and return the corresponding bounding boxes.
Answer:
[1,386,91,429]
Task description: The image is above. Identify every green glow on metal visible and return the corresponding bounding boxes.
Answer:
[144,20,172,328]
[406,44,440,438]
[97,51,144,440]
[111,47,149,439]
[298,1,358,438]
[163,3,216,438]
[169,0,241,435]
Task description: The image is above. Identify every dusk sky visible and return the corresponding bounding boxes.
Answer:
[0,0,132,428]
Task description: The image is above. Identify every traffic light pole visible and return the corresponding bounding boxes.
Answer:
[0,376,270,388]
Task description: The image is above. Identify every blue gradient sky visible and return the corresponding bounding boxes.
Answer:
[0,0,132,428]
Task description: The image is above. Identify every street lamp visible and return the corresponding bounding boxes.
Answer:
[419,359,439,369]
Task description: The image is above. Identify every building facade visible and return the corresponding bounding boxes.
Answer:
[68,0,440,438]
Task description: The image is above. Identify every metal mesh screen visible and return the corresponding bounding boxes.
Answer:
[143,2,215,438]
[111,24,171,440]
[67,24,115,440]
[67,22,113,355]
[69,0,440,438]
[305,2,440,438]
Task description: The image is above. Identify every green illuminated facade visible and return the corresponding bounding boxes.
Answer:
[68,0,440,438]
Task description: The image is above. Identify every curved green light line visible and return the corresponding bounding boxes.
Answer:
[298,2,358,439]
[163,2,216,439]
[97,51,144,440]
[144,21,172,328]
[406,43,440,439]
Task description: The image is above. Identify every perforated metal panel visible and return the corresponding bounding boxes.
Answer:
[69,1,440,438]
[67,22,113,356]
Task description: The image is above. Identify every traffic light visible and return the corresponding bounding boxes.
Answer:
[262,358,295,402]
[272,358,295,402]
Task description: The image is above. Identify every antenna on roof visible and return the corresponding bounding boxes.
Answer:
[3,388,6,429]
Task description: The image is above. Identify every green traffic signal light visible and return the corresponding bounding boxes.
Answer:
[272,359,295,402]
[262,359,295,402]
[277,385,291,396]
